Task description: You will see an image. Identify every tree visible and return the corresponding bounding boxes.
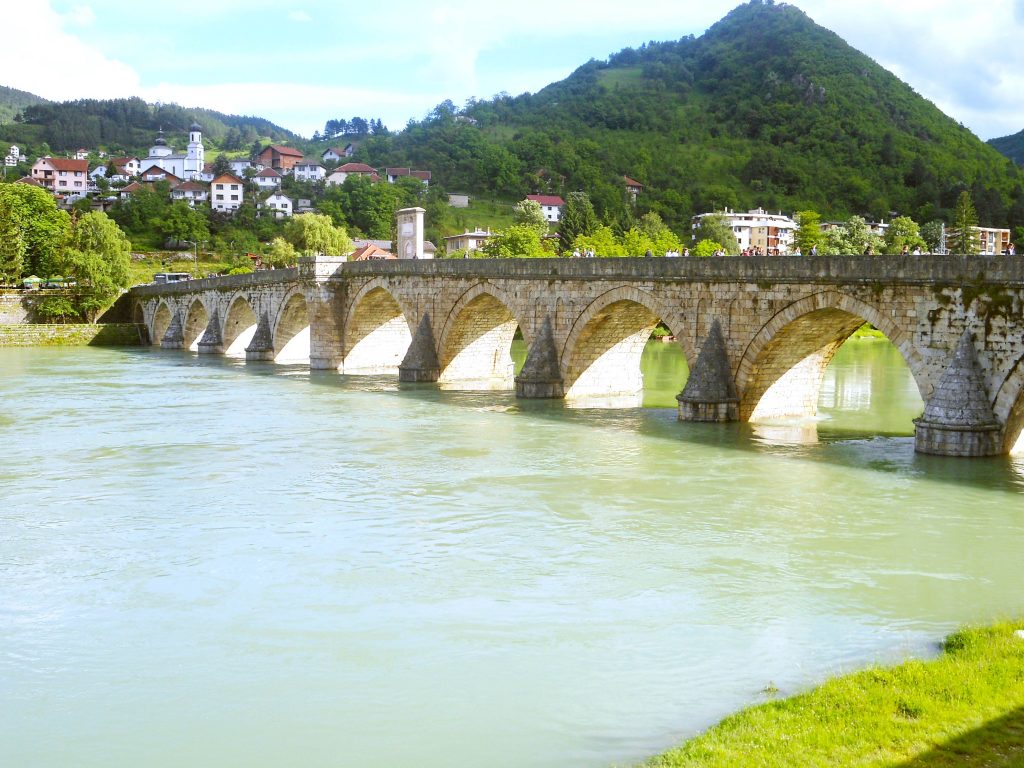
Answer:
[559,192,598,253]
[512,199,548,233]
[0,202,25,284]
[481,225,548,258]
[820,216,883,255]
[794,210,823,254]
[574,225,625,257]
[882,216,926,254]
[59,212,132,320]
[0,183,71,277]
[951,191,979,254]
[284,213,353,257]
[211,154,231,177]
[693,213,739,255]
[692,240,722,258]
[263,237,298,268]
[920,220,945,254]
[160,201,209,247]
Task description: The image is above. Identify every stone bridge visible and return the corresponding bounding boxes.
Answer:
[128,255,1024,457]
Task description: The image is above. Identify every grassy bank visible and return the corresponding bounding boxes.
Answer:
[647,620,1024,767]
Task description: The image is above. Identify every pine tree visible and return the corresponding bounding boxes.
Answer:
[952,191,979,255]
[558,192,598,253]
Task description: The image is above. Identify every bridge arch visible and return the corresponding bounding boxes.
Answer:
[183,298,209,352]
[993,353,1024,454]
[151,300,174,346]
[561,286,693,401]
[223,293,258,356]
[272,289,310,363]
[437,283,523,387]
[342,279,415,373]
[736,291,926,421]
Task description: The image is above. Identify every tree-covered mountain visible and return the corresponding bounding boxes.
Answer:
[0,96,299,158]
[0,85,49,124]
[353,0,1024,234]
[989,130,1024,167]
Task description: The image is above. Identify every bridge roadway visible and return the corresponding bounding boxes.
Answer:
[129,255,1024,457]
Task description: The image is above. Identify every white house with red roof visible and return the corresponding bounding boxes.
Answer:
[253,167,282,191]
[171,181,209,206]
[326,162,378,186]
[30,157,89,192]
[140,165,183,185]
[624,176,644,202]
[525,194,565,223]
[210,173,245,212]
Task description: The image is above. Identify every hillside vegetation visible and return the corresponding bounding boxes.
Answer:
[0,85,48,124]
[353,0,1024,235]
[989,130,1024,167]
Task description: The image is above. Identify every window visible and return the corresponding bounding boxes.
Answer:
[215,184,224,190]
[59,171,67,176]
[231,184,239,190]
[74,181,82,187]
[231,194,238,201]
[216,194,223,200]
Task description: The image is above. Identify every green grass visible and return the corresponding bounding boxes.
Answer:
[646,621,1024,767]
[449,197,517,234]
[127,253,233,286]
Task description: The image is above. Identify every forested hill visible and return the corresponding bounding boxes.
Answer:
[0,85,48,124]
[0,96,298,156]
[989,131,1024,166]
[356,0,1024,234]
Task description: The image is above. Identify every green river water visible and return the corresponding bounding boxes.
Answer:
[1,339,1023,767]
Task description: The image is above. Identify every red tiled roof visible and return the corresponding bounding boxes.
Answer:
[255,167,281,177]
[267,145,304,157]
[15,176,42,186]
[526,194,565,206]
[210,173,245,185]
[624,176,644,188]
[411,170,431,181]
[120,182,142,193]
[45,158,89,172]
[350,244,396,261]
[174,181,207,192]
[335,162,376,174]
[386,167,410,176]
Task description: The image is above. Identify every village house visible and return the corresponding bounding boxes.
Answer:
[326,162,378,186]
[624,175,644,202]
[526,194,565,223]
[107,156,142,177]
[140,165,183,185]
[292,158,326,182]
[444,228,492,255]
[227,158,260,177]
[210,172,245,213]
[73,148,89,161]
[30,157,89,192]
[258,144,304,172]
[385,167,431,186]
[5,145,19,167]
[321,144,355,164]
[171,180,210,206]
[252,167,282,191]
[350,243,395,261]
[260,191,293,218]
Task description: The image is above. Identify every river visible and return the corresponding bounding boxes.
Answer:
[2,339,1023,768]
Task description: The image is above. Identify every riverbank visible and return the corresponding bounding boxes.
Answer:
[646,620,1024,767]
[0,323,145,346]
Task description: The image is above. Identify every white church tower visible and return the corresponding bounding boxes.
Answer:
[186,121,204,178]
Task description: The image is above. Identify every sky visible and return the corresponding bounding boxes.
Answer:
[4,0,1023,141]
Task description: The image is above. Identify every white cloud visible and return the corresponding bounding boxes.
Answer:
[0,1,140,101]
[287,10,312,22]
[65,4,96,26]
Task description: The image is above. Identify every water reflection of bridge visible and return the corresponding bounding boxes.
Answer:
[129,255,1024,457]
